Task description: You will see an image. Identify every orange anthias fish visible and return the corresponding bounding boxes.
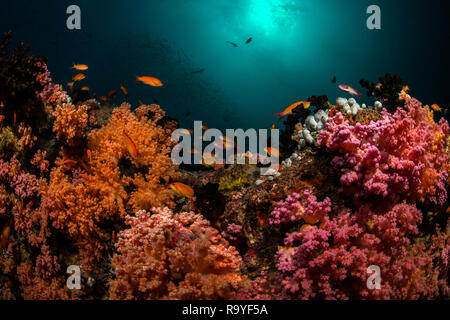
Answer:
[170,182,194,198]
[264,147,280,157]
[107,90,117,99]
[136,76,164,87]
[81,86,90,91]
[72,64,89,71]
[99,96,109,102]
[120,86,129,97]
[73,241,88,248]
[338,84,362,98]
[431,104,442,112]
[72,73,86,82]
[272,101,311,118]
[123,130,139,158]
[63,159,77,166]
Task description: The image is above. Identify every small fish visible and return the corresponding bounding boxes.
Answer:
[87,149,92,162]
[227,41,238,47]
[136,76,163,87]
[67,82,75,88]
[271,123,276,130]
[264,147,280,157]
[331,76,337,83]
[138,99,144,105]
[246,37,253,44]
[99,96,109,102]
[72,64,88,71]
[107,90,117,99]
[18,200,24,215]
[72,73,86,82]
[112,231,116,243]
[402,86,410,93]
[298,180,313,189]
[201,125,209,130]
[63,160,77,166]
[191,68,205,74]
[375,83,382,89]
[431,104,442,112]
[272,101,311,118]
[73,241,88,248]
[170,182,194,198]
[81,86,90,91]
[120,86,129,97]
[123,130,139,158]
[0,115,4,123]
[338,84,362,98]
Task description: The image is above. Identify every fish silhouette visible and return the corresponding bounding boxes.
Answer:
[227,41,238,47]
[246,37,253,44]
[191,68,205,74]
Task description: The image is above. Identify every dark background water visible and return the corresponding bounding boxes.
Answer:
[1,0,449,130]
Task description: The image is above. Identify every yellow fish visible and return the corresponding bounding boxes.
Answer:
[431,104,442,112]
[72,73,86,82]
[72,64,88,71]
[123,130,139,159]
[120,86,129,97]
[107,90,117,99]
[273,101,311,118]
[264,147,280,157]
[136,76,163,87]
[170,182,194,198]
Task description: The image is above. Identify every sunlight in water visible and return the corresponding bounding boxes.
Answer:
[247,0,305,37]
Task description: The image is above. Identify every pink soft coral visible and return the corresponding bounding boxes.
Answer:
[268,194,448,300]
[109,207,243,300]
[318,98,449,206]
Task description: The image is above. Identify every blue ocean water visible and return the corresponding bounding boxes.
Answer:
[1,0,449,130]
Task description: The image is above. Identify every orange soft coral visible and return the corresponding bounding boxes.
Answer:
[52,103,88,147]
[46,103,177,239]
[87,103,178,211]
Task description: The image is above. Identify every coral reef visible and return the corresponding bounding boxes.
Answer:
[318,97,449,206]
[109,208,243,300]
[0,35,448,301]
[270,198,449,299]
